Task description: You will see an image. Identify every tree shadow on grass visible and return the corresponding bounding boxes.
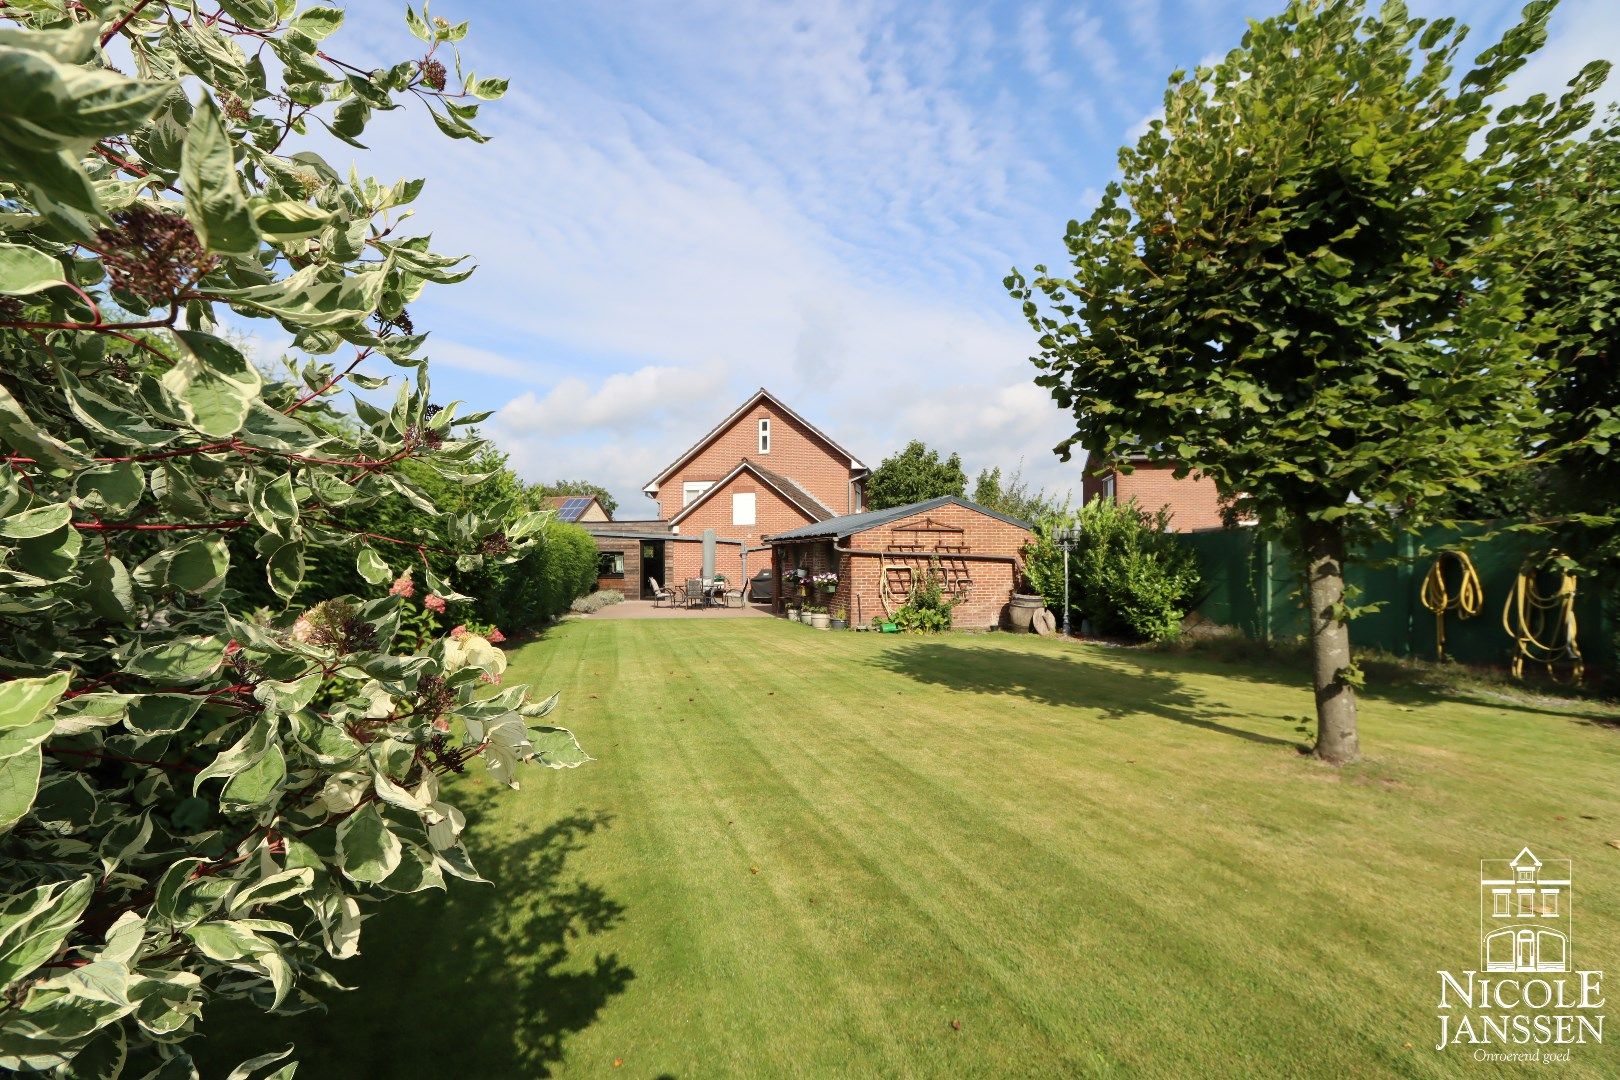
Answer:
[1156,637,1620,728]
[868,639,1304,750]
[199,800,632,1079]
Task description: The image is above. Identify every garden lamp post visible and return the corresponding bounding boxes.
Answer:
[1054,524,1080,637]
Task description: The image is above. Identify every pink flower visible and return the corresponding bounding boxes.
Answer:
[450,624,468,639]
[291,615,315,643]
[432,716,451,732]
[479,672,502,685]
[487,628,506,644]
[424,593,446,613]
[389,571,415,598]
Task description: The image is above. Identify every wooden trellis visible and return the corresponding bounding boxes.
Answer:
[878,517,975,615]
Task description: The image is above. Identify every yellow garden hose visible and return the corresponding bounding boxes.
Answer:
[1500,552,1583,681]
[1419,550,1482,661]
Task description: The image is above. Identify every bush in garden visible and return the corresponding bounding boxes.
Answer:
[0,5,586,1076]
[892,561,956,633]
[1026,499,1202,642]
[570,589,624,614]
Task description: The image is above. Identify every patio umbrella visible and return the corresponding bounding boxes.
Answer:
[702,529,716,581]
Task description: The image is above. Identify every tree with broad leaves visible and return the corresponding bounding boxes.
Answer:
[1007,0,1613,764]
[865,439,967,511]
[0,2,586,1076]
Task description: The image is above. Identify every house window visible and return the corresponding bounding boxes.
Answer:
[682,481,713,506]
[1518,889,1535,916]
[732,492,756,526]
[1103,474,1116,501]
[1541,890,1558,917]
[597,552,624,578]
[758,418,770,454]
[1493,890,1511,917]
[1517,865,1535,883]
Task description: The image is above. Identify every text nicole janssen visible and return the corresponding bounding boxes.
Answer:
[1436,971,1605,1050]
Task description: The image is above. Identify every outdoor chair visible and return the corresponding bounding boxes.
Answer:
[725,586,745,607]
[685,579,706,608]
[648,578,673,608]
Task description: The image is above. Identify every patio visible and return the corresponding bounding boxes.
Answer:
[581,599,773,620]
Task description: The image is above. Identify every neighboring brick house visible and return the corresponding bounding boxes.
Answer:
[766,497,1034,630]
[584,388,869,598]
[1080,452,1228,532]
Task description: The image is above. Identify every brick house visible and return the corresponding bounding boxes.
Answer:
[766,496,1034,630]
[1080,451,1228,532]
[584,388,869,598]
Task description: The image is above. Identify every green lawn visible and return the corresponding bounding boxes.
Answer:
[207,621,1620,1078]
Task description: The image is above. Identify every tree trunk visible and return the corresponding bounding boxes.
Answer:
[1302,520,1360,764]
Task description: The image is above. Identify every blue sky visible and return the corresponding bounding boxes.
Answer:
[249,0,1620,516]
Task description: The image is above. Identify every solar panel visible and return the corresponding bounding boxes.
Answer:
[555,496,591,521]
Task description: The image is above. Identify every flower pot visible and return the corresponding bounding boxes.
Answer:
[822,584,837,594]
[787,609,801,622]
[1008,593,1045,632]
[830,619,846,631]
[809,612,830,630]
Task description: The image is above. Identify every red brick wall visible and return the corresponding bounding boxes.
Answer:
[772,504,1033,630]
[665,538,752,592]
[1081,458,1225,532]
[673,469,815,546]
[656,401,860,519]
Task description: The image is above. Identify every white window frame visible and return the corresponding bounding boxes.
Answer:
[758,418,771,454]
[1540,889,1558,917]
[732,492,756,526]
[682,481,713,507]
[1492,890,1511,917]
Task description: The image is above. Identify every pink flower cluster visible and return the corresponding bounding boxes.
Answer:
[487,628,506,643]
[424,593,447,613]
[450,624,467,639]
[389,570,415,598]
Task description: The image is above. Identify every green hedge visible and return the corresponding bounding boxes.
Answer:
[465,519,598,633]
[223,442,597,637]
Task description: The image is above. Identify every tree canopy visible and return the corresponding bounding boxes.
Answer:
[866,440,967,510]
[1007,0,1612,762]
[0,3,584,1075]
[536,479,618,518]
[970,463,1068,523]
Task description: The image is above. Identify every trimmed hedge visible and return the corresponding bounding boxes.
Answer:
[464,519,598,634]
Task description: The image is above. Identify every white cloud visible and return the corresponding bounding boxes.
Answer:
[492,365,727,436]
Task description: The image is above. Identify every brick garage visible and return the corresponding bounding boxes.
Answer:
[766,497,1034,630]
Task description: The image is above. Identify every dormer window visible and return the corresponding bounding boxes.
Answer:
[758,418,770,454]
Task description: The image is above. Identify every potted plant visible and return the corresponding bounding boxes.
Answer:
[786,602,802,622]
[811,571,838,595]
[805,604,830,630]
[830,606,847,631]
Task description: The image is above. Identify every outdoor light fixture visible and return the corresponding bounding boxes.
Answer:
[1054,525,1081,638]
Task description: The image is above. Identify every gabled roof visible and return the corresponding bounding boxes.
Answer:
[666,459,834,526]
[1511,847,1542,869]
[642,387,868,495]
[545,494,603,522]
[764,496,1032,543]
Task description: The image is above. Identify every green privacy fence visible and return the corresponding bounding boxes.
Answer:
[1177,525,1615,674]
